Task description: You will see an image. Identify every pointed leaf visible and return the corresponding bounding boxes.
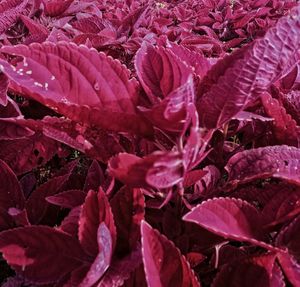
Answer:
[197,6,300,128]
[212,254,277,287]
[0,226,86,284]
[46,189,86,209]
[135,43,192,103]
[78,223,113,287]
[0,0,28,34]
[59,206,81,237]
[183,198,275,250]
[140,76,195,132]
[0,42,152,136]
[84,160,104,192]
[110,187,144,255]
[25,173,70,224]
[226,145,300,187]
[167,42,211,79]
[109,152,184,189]
[78,189,116,257]
[0,159,24,211]
[261,92,300,146]
[98,247,143,287]
[141,221,200,287]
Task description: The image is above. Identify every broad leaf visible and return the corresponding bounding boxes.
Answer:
[0,159,24,211]
[135,43,192,103]
[0,0,28,34]
[98,247,143,287]
[276,215,300,286]
[226,145,300,187]
[0,42,152,136]
[0,226,86,284]
[197,5,300,128]
[78,223,113,287]
[212,254,278,287]
[183,197,275,250]
[0,132,60,175]
[109,151,184,189]
[78,189,116,257]
[141,221,200,287]
[42,0,74,17]
[110,187,144,255]
[25,173,70,224]
[46,189,86,209]
[261,92,300,146]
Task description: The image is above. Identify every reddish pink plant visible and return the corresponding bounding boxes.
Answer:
[0,1,300,286]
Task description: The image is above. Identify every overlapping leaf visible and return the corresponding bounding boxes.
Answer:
[135,43,192,103]
[183,197,275,250]
[276,215,300,286]
[0,42,152,136]
[0,226,86,284]
[226,145,300,186]
[0,0,28,35]
[141,221,200,287]
[109,152,184,189]
[78,189,116,257]
[110,187,144,255]
[197,5,300,128]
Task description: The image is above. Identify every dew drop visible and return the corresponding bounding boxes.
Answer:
[61,97,69,104]
[23,58,28,67]
[94,82,100,91]
[34,82,43,88]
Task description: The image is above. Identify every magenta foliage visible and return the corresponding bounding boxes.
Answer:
[0,1,300,286]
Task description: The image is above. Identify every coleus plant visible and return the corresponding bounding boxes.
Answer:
[0,0,300,286]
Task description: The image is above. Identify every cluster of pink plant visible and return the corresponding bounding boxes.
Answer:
[0,0,300,286]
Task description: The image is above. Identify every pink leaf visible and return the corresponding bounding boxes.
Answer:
[78,223,113,287]
[212,254,277,287]
[167,42,211,79]
[183,197,276,250]
[226,145,300,187]
[135,43,192,103]
[78,189,116,257]
[39,116,125,163]
[0,226,86,284]
[261,92,300,146]
[110,187,144,255]
[84,160,104,192]
[197,5,300,128]
[0,42,152,136]
[0,132,60,175]
[46,189,86,209]
[0,0,28,34]
[0,118,34,140]
[0,159,24,211]
[59,206,81,237]
[0,73,8,106]
[42,0,74,17]
[25,173,70,224]
[140,76,195,132]
[98,247,143,287]
[109,151,184,189]
[141,221,201,287]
